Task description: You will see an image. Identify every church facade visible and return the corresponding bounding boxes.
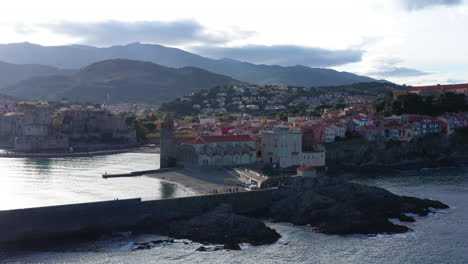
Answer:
[176,135,256,168]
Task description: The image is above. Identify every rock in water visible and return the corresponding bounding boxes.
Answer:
[196,246,207,252]
[269,177,449,235]
[223,243,241,250]
[168,204,280,246]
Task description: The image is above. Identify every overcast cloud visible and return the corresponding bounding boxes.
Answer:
[23,20,364,67]
[400,0,462,11]
[369,66,430,77]
[192,45,364,67]
[34,20,254,46]
[366,57,430,77]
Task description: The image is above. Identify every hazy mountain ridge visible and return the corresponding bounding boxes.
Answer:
[0,42,382,87]
[0,61,72,88]
[1,59,243,104]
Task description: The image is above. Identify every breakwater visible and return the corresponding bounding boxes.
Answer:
[0,189,277,248]
[102,166,182,178]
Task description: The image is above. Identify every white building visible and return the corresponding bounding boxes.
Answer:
[246,105,259,110]
[261,126,326,168]
[200,117,218,126]
[261,126,302,168]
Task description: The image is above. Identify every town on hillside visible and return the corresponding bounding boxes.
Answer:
[2,82,467,181]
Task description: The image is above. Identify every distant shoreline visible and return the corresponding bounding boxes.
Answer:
[0,146,160,158]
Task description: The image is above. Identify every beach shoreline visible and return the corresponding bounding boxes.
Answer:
[145,168,245,195]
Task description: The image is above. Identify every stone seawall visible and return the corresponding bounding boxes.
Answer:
[0,190,277,247]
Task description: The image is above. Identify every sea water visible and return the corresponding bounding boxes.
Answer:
[1,162,467,264]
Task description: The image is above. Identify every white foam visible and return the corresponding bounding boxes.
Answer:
[404,213,419,217]
[120,242,136,250]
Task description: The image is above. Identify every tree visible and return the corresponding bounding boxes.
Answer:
[439,93,467,113]
[143,122,157,132]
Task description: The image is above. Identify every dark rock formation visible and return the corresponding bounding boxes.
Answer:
[131,239,175,251]
[132,177,448,250]
[326,134,468,172]
[268,177,449,235]
[168,204,280,246]
[196,243,241,252]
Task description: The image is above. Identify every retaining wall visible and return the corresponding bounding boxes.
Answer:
[0,189,277,247]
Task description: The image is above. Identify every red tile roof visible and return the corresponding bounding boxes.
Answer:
[189,135,254,144]
[408,83,468,92]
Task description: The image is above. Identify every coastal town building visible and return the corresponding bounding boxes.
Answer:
[261,126,302,168]
[176,135,256,167]
[0,112,22,146]
[54,107,136,144]
[0,104,137,152]
[393,83,468,98]
[261,126,325,168]
[358,125,414,142]
[14,105,69,152]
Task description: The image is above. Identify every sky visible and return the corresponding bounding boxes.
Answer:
[1,0,467,85]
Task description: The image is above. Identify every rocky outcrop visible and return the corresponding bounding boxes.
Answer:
[132,177,448,249]
[130,239,175,251]
[268,177,449,235]
[167,204,281,246]
[326,134,468,172]
[196,243,241,252]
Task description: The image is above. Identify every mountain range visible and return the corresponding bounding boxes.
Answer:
[0,42,381,87]
[1,59,242,104]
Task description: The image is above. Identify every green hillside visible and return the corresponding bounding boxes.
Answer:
[1,59,243,104]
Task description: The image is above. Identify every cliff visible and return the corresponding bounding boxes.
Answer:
[326,132,468,171]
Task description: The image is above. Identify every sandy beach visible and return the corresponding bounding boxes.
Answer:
[145,168,244,195]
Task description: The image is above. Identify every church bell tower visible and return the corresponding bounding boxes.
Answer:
[160,114,177,168]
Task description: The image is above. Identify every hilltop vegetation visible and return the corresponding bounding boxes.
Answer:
[375,92,468,116]
[159,82,403,117]
[0,59,243,104]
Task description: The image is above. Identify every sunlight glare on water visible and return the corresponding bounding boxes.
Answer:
[0,152,192,210]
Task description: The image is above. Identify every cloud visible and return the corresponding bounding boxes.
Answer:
[400,0,463,11]
[15,20,363,67]
[22,20,254,46]
[371,66,430,77]
[446,78,467,83]
[367,57,430,77]
[192,45,364,67]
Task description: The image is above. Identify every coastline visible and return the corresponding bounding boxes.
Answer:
[0,146,160,158]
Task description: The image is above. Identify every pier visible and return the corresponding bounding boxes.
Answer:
[102,167,182,178]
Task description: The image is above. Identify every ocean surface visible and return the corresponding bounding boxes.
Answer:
[1,157,468,263]
[0,152,193,210]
